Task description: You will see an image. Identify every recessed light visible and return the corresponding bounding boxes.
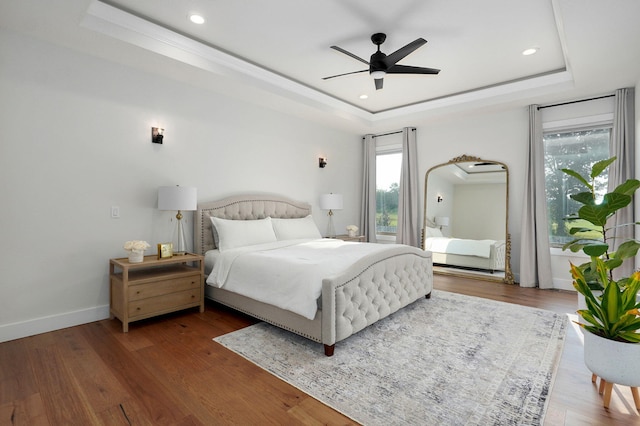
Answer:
[359,94,368,100]
[189,14,205,24]
[522,47,539,56]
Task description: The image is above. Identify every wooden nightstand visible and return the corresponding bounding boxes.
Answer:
[109,253,204,332]
[334,234,366,242]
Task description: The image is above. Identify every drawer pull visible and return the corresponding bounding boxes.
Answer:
[137,307,141,311]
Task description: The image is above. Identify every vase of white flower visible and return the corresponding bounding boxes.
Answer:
[346,225,358,238]
[124,240,150,263]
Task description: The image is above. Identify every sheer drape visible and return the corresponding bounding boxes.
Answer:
[520,105,553,288]
[608,87,636,278]
[397,128,419,246]
[361,134,377,242]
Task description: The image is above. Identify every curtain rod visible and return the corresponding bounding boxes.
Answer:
[363,127,416,139]
[537,93,614,110]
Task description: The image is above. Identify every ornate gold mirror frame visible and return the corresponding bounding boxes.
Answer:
[421,155,514,284]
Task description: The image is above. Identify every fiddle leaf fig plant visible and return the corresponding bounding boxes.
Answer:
[562,157,640,343]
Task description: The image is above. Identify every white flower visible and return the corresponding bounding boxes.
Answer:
[124,240,151,252]
[346,225,358,232]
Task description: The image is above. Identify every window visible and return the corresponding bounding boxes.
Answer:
[376,151,401,235]
[543,127,611,246]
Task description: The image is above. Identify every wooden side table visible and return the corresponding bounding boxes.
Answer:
[334,234,366,242]
[109,253,204,332]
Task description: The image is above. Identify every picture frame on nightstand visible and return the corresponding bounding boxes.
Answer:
[157,242,173,259]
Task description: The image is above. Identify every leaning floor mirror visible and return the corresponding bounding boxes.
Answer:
[422,155,514,284]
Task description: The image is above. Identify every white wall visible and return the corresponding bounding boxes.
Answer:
[0,30,361,342]
[452,183,506,240]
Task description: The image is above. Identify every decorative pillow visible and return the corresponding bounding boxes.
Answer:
[210,217,277,251]
[271,215,322,240]
[426,226,444,238]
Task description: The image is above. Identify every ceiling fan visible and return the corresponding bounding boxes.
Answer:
[323,33,440,90]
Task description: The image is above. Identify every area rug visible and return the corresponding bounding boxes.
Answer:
[214,290,568,425]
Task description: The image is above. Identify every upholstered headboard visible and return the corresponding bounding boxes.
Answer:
[194,194,312,255]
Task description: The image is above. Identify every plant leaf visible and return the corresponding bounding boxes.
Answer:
[570,191,596,206]
[602,278,621,326]
[613,178,640,196]
[561,168,592,190]
[582,242,609,257]
[611,240,640,262]
[590,157,616,179]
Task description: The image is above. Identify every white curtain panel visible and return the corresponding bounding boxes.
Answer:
[608,87,636,278]
[520,105,553,288]
[360,135,377,243]
[397,128,420,247]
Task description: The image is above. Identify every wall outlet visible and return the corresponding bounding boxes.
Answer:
[111,206,120,218]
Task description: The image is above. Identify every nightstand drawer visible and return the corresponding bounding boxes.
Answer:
[128,288,201,318]
[128,275,201,301]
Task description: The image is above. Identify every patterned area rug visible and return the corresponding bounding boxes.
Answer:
[214,290,568,425]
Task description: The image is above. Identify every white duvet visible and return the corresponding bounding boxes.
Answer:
[424,237,496,259]
[206,239,396,320]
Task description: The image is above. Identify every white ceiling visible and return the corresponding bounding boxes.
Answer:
[2,0,639,131]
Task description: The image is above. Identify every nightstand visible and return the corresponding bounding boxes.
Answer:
[334,234,366,242]
[109,253,204,332]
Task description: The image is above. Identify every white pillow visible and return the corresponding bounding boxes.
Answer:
[210,217,277,251]
[271,215,322,240]
[426,227,444,238]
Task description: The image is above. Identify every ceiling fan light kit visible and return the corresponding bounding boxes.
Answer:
[324,33,440,90]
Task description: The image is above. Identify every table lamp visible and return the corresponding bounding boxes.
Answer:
[319,193,343,238]
[158,185,197,255]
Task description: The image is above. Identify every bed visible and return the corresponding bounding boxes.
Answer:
[423,226,505,273]
[195,194,433,356]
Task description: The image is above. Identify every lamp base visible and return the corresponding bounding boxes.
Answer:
[326,210,336,238]
[172,212,188,255]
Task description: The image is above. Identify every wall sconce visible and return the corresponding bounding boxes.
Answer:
[152,127,164,144]
[437,195,443,203]
[319,157,327,168]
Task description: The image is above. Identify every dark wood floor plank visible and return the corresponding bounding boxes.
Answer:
[29,344,98,424]
[0,392,50,426]
[80,322,196,425]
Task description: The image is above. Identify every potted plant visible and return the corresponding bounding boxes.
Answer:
[562,157,640,391]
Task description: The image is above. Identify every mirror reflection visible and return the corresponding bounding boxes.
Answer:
[422,155,513,283]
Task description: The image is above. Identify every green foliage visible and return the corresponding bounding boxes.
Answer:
[572,262,640,342]
[563,157,640,343]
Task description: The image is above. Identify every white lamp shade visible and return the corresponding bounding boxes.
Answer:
[319,193,343,210]
[435,216,450,227]
[158,186,197,211]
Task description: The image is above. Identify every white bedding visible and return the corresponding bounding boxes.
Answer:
[424,237,496,259]
[206,238,396,320]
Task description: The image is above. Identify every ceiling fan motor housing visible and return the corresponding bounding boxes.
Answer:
[369,51,387,74]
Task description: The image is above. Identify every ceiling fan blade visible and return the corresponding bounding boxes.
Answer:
[322,69,368,80]
[386,64,440,75]
[384,38,427,67]
[330,46,370,65]
[374,78,383,90]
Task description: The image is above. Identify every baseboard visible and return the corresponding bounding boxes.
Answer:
[552,277,575,292]
[0,305,110,343]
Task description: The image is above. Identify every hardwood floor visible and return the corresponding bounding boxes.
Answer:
[1,275,639,425]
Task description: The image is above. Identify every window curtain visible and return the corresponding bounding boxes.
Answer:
[520,105,553,288]
[360,134,377,243]
[397,127,419,246]
[608,87,636,278]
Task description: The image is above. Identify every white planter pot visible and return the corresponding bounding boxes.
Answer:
[128,250,144,263]
[583,330,640,387]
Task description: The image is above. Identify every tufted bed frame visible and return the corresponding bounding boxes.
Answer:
[195,194,433,356]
